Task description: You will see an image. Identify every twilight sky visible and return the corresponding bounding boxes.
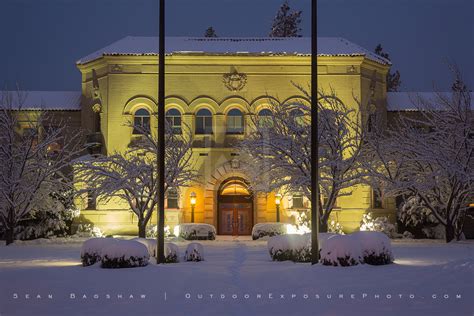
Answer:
[0,0,472,91]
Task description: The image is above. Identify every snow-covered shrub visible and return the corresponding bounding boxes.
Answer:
[80,237,117,266]
[328,220,344,234]
[252,223,287,240]
[184,242,204,262]
[76,223,103,238]
[360,213,396,238]
[164,243,179,263]
[398,196,443,239]
[178,223,216,240]
[351,231,393,265]
[267,233,338,262]
[268,234,311,262]
[132,238,157,257]
[402,231,414,239]
[422,224,446,240]
[101,239,149,268]
[320,235,363,267]
[146,225,171,238]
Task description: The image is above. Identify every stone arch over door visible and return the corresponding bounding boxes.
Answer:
[204,160,270,231]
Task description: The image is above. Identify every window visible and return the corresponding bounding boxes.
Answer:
[86,190,96,210]
[166,108,182,134]
[167,189,179,209]
[258,109,273,128]
[133,109,150,135]
[291,108,305,126]
[292,194,304,209]
[226,108,244,134]
[195,109,213,134]
[372,189,383,209]
[367,113,376,133]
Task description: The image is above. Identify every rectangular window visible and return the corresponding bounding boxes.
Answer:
[167,116,182,134]
[372,190,383,209]
[292,195,304,208]
[86,190,96,210]
[196,117,213,134]
[227,116,243,134]
[167,190,179,209]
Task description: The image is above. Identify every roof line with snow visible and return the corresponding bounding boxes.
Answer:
[0,91,82,111]
[77,36,391,66]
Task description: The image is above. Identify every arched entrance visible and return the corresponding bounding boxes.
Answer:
[217,177,253,235]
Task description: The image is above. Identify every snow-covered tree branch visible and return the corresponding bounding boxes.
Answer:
[75,122,199,238]
[0,89,84,245]
[239,87,367,231]
[365,66,473,242]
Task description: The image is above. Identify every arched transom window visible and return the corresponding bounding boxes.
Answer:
[258,108,273,128]
[166,108,182,134]
[195,108,213,134]
[226,108,244,134]
[133,108,150,134]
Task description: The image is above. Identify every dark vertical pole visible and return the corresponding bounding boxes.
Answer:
[157,0,165,264]
[311,0,320,265]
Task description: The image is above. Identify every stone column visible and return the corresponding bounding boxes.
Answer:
[214,113,226,146]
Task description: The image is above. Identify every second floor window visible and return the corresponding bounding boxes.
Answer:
[133,109,150,135]
[292,194,304,209]
[166,108,182,134]
[226,108,244,134]
[258,109,273,128]
[195,109,213,134]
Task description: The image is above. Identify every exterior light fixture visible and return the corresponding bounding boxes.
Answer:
[190,192,197,223]
[275,193,282,222]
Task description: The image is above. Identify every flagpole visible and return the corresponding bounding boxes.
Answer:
[157,0,166,264]
[311,0,320,265]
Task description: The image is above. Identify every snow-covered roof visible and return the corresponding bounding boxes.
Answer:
[0,91,81,111]
[77,36,390,65]
[387,92,474,111]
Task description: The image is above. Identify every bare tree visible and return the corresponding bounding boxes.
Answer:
[0,90,83,245]
[75,123,199,238]
[240,88,366,231]
[365,67,473,242]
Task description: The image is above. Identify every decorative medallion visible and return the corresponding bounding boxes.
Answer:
[92,103,102,113]
[223,69,247,92]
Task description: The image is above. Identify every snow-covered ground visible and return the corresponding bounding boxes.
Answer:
[0,237,472,316]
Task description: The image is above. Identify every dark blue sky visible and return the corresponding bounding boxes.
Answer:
[0,0,472,91]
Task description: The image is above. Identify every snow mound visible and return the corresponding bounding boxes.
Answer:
[320,234,363,267]
[178,223,216,240]
[100,239,149,269]
[252,223,287,240]
[164,243,179,263]
[184,242,204,262]
[132,238,157,257]
[267,233,339,262]
[268,233,311,262]
[351,231,394,265]
[80,238,118,266]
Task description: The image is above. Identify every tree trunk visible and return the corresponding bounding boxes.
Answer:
[319,219,328,233]
[5,227,14,246]
[138,221,146,238]
[445,222,455,243]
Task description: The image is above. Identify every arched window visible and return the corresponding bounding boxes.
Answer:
[258,109,273,128]
[290,108,305,126]
[195,108,213,134]
[133,108,150,134]
[166,108,182,134]
[226,108,244,134]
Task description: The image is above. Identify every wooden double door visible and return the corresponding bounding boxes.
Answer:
[219,199,253,235]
